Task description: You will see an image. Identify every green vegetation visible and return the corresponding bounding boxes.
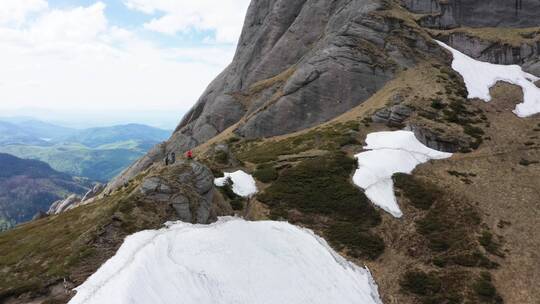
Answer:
[258,152,383,259]
[217,177,245,211]
[473,272,503,303]
[234,122,361,163]
[0,153,91,225]
[0,174,173,301]
[400,270,441,296]
[416,202,484,259]
[394,170,498,269]
[519,158,539,166]
[393,173,440,210]
[214,150,229,164]
[479,231,503,257]
[0,144,143,182]
[430,99,446,110]
[252,163,278,183]
[0,121,171,182]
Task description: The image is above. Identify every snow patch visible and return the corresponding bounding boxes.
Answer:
[69,217,383,304]
[436,40,540,117]
[214,170,258,197]
[353,131,452,218]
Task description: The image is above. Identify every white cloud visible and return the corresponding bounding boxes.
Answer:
[123,0,251,43]
[0,1,238,124]
[0,0,48,25]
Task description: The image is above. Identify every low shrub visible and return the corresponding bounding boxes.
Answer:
[258,152,383,259]
[473,272,503,303]
[393,173,440,210]
[326,222,384,259]
[400,270,441,296]
[230,198,244,211]
[253,164,278,183]
[430,99,446,110]
[214,150,229,164]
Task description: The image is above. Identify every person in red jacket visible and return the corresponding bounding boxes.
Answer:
[186,150,193,160]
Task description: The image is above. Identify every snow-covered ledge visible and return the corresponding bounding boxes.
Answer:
[214,170,258,197]
[353,131,452,218]
[69,217,383,304]
[436,40,540,117]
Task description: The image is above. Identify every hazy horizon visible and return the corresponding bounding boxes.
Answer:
[0,0,250,129]
[0,108,183,130]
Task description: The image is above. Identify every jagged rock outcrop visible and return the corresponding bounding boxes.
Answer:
[108,0,445,191]
[372,101,413,127]
[106,0,540,193]
[402,0,540,29]
[138,160,222,224]
[433,31,540,76]
[47,194,81,215]
[81,183,105,202]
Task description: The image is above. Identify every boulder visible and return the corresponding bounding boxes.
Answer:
[372,104,413,127]
[47,195,82,215]
[138,161,220,224]
[81,183,105,203]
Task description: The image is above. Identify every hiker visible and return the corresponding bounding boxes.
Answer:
[186,150,193,160]
[165,155,169,166]
[170,152,176,164]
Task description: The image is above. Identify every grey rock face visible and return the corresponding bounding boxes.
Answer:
[138,161,218,224]
[81,183,105,203]
[106,0,443,190]
[437,32,540,76]
[406,124,464,153]
[402,0,540,29]
[372,104,413,127]
[47,194,81,215]
[174,0,439,140]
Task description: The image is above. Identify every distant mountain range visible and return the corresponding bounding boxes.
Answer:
[0,118,171,181]
[0,153,92,230]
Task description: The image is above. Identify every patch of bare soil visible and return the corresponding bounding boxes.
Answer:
[406,83,540,303]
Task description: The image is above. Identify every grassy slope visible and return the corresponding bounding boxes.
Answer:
[201,61,539,303]
[1,6,539,304]
[0,173,178,302]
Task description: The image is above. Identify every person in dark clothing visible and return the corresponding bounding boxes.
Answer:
[165,155,169,166]
[170,152,176,164]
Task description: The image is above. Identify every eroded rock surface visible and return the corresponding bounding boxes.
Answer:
[109,0,444,190]
[402,0,540,29]
[138,161,220,224]
[47,194,81,215]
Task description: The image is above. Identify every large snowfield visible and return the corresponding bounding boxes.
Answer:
[69,217,382,304]
[214,170,258,197]
[353,131,452,218]
[436,40,540,117]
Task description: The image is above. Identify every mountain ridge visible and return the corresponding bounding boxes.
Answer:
[0,153,92,229]
[0,0,539,303]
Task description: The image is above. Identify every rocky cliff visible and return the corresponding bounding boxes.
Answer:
[109,0,540,192]
[402,0,540,29]
[1,0,540,303]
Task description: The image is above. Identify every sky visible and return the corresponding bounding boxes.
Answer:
[0,0,250,129]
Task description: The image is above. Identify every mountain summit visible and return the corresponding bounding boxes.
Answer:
[0,1,539,303]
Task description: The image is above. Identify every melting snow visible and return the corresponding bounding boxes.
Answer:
[214,170,258,197]
[68,217,383,304]
[353,131,452,218]
[436,40,540,117]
